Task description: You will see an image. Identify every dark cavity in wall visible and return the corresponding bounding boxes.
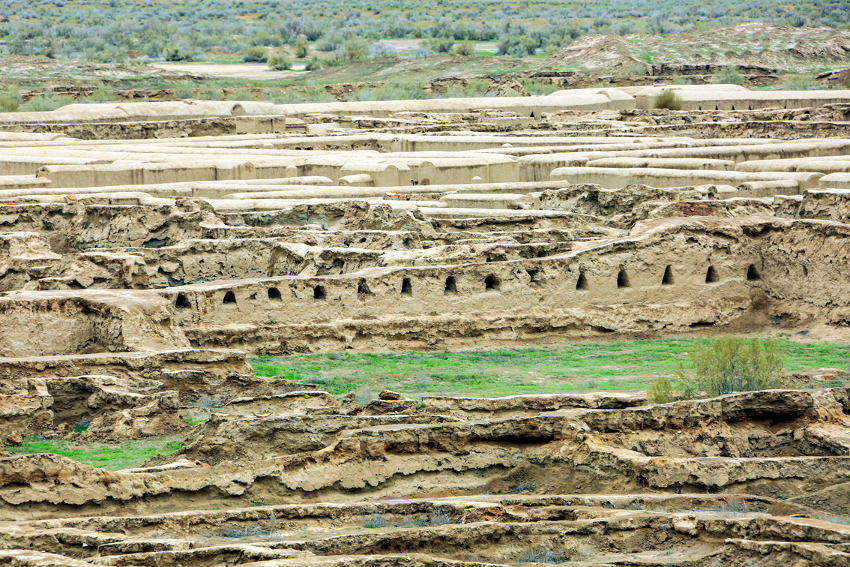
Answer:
[576,272,588,290]
[175,293,191,308]
[357,279,373,298]
[747,264,761,281]
[445,276,457,294]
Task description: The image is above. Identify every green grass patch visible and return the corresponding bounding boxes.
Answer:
[250,338,850,399]
[6,436,183,470]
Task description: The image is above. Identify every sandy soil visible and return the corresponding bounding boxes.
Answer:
[152,62,307,80]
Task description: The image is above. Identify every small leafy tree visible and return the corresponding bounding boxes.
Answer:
[677,337,787,397]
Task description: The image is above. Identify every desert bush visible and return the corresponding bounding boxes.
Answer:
[242,46,268,63]
[424,37,455,54]
[498,34,538,56]
[782,75,821,90]
[172,82,196,99]
[440,79,491,98]
[677,336,787,397]
[522,79,558,95]
[714,66,745,85]
[368,40,396,58]
[294,36,309,59]
[268,53,292,70]
[653,90,682,110]
[648,376,673,403]
[270,87,336,104]
[453,41,475,56]
[19,92,72,112]
[343,39,368,62]
[226,88,259,101]
[517,548,565,564]
[85,85,115,103]
[305,57,323,71]
[361,509,386,528]
[164,45,192,62]
[355,384,374,405]
[199,87,224,100]
[0,94,20,112]
[347,79,426,101]
[429,508,452,526]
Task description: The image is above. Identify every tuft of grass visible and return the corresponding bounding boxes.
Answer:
[429,509,452,526]
[362,509,386,529]
[6,436,183,470]
[72,418,91,433]
[654,90,682,110]
[517,548,565,564]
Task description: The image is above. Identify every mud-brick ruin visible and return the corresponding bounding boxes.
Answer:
[1,84,850,565]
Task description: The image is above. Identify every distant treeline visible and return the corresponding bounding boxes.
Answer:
[0,0,846,62]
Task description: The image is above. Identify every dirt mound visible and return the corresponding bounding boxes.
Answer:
[549,34,648,73]
[551,24,850,73]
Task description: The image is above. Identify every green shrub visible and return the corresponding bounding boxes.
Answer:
[85,85,115,103]
[782,75,821,90]
[199,87,224,100]
[677,336,787,397]
[653,90,682,110]
[522,79,558,95]
[454,41,475,56]
[242,47,268,63]
[172,82,195,99]
[648,376,673,403]
[305,57,322,71]
[424,37,454,54]
[440,79,490,98]
[164,45,192,62]
[0,95,19,112]
[268,53,292,70]
[347,78,426,101]
[19,92,72,112]
[226,88,259,101]
[294,36,309,59]
[714,66,745,85]
[272,87,336,104]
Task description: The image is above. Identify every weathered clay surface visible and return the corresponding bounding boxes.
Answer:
[0,92,848,565]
